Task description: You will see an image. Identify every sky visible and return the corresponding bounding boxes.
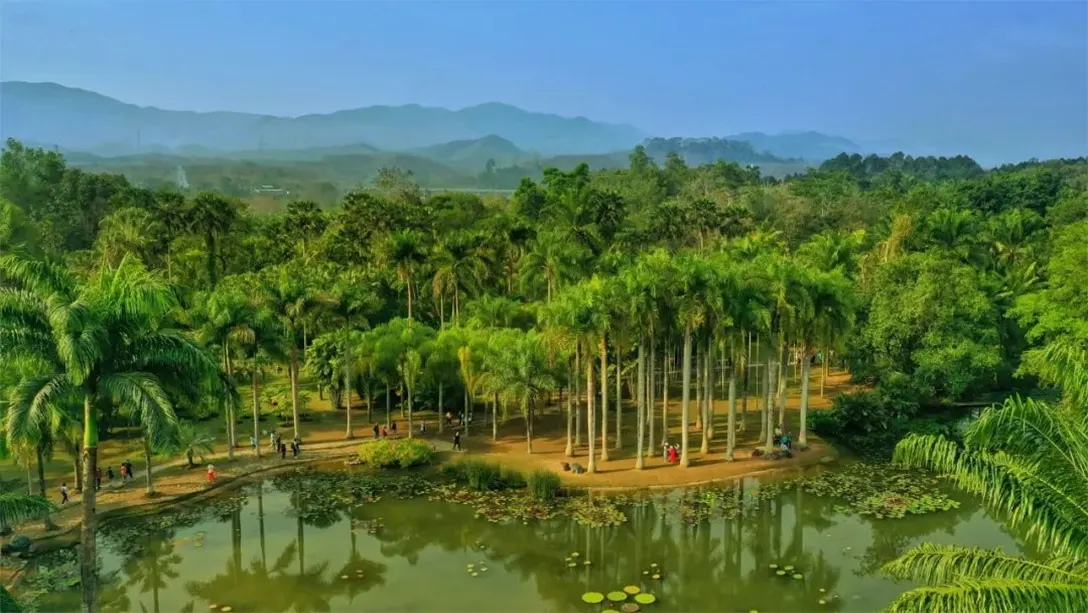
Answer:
[2,0,1086,160]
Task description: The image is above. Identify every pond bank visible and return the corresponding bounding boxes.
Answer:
[1,432,836,565]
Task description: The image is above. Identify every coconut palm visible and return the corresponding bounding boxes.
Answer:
[168,421,215,468]
[673,253,716,467]
[184,191,244,287]
[484,330,557,452]
[884,395,1088,613]
[795,269,854,448]
[0,254,225,613]
[432,230,490,325]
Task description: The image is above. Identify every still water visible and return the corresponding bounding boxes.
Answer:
[40,469,1028,613]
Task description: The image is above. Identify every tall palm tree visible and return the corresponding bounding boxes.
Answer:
[255,264,327,438]
[795,268,854,448]
[885,395,1088,613]
[184,192,244,287]
[0,254,225,613]
[483,330,556,453]
[673,253,714,467]
[432,230,490,325]
[384,229,428,320]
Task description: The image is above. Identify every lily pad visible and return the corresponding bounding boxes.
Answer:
[819,600,827,605]
[582,592,605,605]
[642,570,649,575]
[819,588,826,593]
[623,585,641,595]
[769,563,778,569]
[776,570,786,576]
[793,574,804,580]
[620,604,640,613]
[221,608,233,613]
[583,560,592,565]
[208,607,218,611]
[650,562,658,567]
[571,552,580,557]
[568,562,577,568]
[608,591,627,602]
[784,565,795,571]
[633,593,657,605]
[340,575,349,579]
[652,574,661,580]
[471,572,479,577]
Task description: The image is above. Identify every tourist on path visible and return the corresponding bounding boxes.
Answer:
[381,426,388,439]
[207,464,216,483]
[106,466,114,486]
[373,423,380,440]
[95,467,103,491]
[391,421,397,437]
[60,483,69,505]
[124,459,134,481]
[453,431,462,451]
[279,441,287,459]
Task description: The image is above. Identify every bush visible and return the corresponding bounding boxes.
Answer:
[526,470,561,501]
[357,439,435,469]
[443,459,525,491]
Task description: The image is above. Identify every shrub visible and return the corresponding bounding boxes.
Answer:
[444,459,525,491]
[357,439,435,469]
[526,470,561,501]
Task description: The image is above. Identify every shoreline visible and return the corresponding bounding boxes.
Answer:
[3,435,836,558]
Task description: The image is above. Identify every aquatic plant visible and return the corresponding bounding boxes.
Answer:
[526,469,562,501]
[357,438,435,469]
[566,497,628,528]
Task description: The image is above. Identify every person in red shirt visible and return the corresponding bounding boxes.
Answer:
[207,464,216,483]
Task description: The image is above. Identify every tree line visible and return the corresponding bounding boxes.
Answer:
[1,136,1087,611]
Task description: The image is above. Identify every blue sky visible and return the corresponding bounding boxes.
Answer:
[2,1,1086,160]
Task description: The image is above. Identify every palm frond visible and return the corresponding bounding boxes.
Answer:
[0,492,55,527]
[883,543,1088,585]
[98,372,179,446]
[884,578,1088,613]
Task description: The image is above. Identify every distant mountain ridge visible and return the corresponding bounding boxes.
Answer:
[0,81,647,155]
[1,82,868,165]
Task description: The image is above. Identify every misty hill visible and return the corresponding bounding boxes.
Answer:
[728,131,862,162]
[408,134,532,171]
[0,81,647,155]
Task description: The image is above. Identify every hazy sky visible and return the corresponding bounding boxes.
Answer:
[3,1,1086,159]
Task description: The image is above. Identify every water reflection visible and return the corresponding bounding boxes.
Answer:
[34,471,1030,613]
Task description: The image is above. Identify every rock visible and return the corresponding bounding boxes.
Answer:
[751,448,765,458]
[559,462,571,472]
[571,463,586,474]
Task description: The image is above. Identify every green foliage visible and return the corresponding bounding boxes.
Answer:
[356,439,435,469]
[526,469,562,501]
[441,459,525,491]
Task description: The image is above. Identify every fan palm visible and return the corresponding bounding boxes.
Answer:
[0,254,225,613]
[884,395,1088,613]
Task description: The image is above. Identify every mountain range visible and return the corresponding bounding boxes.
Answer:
[0,81,862,166]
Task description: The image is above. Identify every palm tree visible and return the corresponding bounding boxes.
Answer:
[884,395,1088,612]
[432,230,490,324]
[0,254,225,613]
[184,192,244,287]
[484,330,557,453]
[169,422,215,468]
[255,264,327,439]
[673,254,714,467]
[384,229,428,320]
[519,229,587,303]
[795,269,854,448]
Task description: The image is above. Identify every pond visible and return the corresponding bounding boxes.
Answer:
[25,464,1032,613]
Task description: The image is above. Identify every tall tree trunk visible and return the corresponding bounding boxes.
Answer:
[142,433,155,495]
[661,340,670,446]
[35,442,56,530]
[741,331,751,431]
[647,337,655,455]
[799,343,812,448]
[385,385,391,427]
[290,345,302,438]
[760,342,772,442]
[599,336,609,463]
[344,346,354,440]
[438,384,445,434]
[680,325,693,467]
[586,341,597,474]
[705,340,715,441]
[765,347,778,453]
[695,342,703,432]
[635,339,646,470]
[615,347,622,450]
[73,450,83,493]
[225,350,237,455]
[492,393,498,441]
[81,394,99,613]
[406,385,414,438]
[565,361,574,457]
[574,346,582,446]
[777,342,789,429]
[727,342,738,461]
[821,347,829,397]
[524,398,533,454]
[252,368,261,458]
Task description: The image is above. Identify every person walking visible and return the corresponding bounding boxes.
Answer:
[60,483,69,505]
[207,464,216,483]
[453,431,462,451]
[372,423,380,440]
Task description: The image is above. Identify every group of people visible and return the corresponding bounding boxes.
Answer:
[64,459,136,503]
[371,422,399,439]
[663,442,681,464]
[267,431,302,459]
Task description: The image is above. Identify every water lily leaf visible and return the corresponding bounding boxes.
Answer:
[633,593,656,605]
[608,591,627,602]
[582,592,605,605]
[620,604,640,613]
[793,574,804,580]
[623,586,641,595]
[776,570,786,576]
